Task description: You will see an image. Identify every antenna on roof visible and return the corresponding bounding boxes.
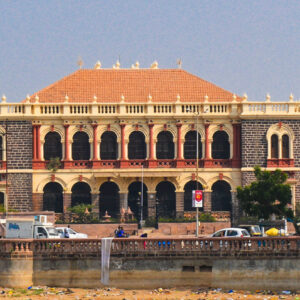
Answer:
[77,56,84,69]
[118,55,121,63]
[176,58,182,69]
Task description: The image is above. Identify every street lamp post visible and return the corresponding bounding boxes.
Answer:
[155,197,159,229]
[195,113,199,238]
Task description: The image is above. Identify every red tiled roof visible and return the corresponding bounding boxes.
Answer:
[24,69,241,103]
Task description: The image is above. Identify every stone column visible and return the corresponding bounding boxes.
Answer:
[203,190,212,212]
[176,191,184,218]
[147,192,156,218]
[148,124,154,160]
[64,125,70,161]
[119,192,128,211]
[176,123,182,159]
[120,124,126,160]
[63,193,72,213]
[92,124,98,160]
[205,123,210,159]
[91,193,99,216]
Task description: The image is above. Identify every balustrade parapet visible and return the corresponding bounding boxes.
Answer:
[1,101,300,120]
[0,237,299,258]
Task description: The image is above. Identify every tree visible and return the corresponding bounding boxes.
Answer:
[237,166,299,234]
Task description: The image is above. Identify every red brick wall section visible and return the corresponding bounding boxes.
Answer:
[63,193,72,213]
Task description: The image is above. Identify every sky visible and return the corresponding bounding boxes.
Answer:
[0,1,299,102]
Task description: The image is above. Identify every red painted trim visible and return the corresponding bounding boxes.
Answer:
[148,124,154,160]
[64,124,70,161]
[37,125,41,160]
[205,123,210,159]
[176,123,182,159]
[92,124,98,160]
[120,124,126,160]
[33,125,37,160]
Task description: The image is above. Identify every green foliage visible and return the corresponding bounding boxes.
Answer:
[199,213,216,222]
[237,166,293,220]
[67,204,95,223]
[47,157,61,172]
[0,204,4,212]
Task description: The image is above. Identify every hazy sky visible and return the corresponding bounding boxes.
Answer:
[0,1,299,102]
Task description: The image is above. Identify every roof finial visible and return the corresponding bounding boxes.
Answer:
[115,60,120,69]
[232,94,237,102]
[176,58,182,69]
[135,61,140,69]
[243,93,248,102]
[35,94,39,103]
[204,95,209,103]
[1,94,6,103]
[93,95,97,103]
[266,93,271,102]
[176,94,181,103]
[289,93,294,102]
[77,56,84,69]
[148,94,152,103]
[120,95,125,103]
[150,61,158,69]
[64,94,69,103]
[94,61,101,69]
[26,94,30,103]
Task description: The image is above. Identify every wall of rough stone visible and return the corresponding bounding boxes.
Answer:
[241,119,300,168]
[0,121,33,210]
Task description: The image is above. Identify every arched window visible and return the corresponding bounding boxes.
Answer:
[71,182,91,206]
[128,132,146,159]
[155,181,176,218]
[282,134,289,159]
[184,131,202,159]
[271,134,279,158]
[0,192,4,210]
[44,132,62,160]
[184,181,203,211]
[212,131,230,159]
[211,180,232,211]
[99,182,120,218]
[100,131,118,160]
[0,136,3,161]
[43,182,63,213]
[156,131,174,159]
[72,132,90,160]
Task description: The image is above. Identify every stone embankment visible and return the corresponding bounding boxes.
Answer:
[0,236,300,291]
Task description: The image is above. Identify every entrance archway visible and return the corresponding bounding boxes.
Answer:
[71,182,91,206]
[155,181,176,218]
[128,182,148,220]
[43,182,63,213]
[184,181,203,211]
[211,180,232,211]
[99,182,120,218]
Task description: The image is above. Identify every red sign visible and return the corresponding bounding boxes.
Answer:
[192,190,203,208]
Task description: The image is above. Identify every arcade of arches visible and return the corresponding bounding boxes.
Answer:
[41,129,233,161]
[40,179,233,219]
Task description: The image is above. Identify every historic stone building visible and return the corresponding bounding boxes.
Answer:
[0,61,298,223]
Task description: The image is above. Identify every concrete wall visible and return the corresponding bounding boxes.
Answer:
[29,256,300,290]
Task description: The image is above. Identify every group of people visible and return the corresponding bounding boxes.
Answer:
[115,226,128,238]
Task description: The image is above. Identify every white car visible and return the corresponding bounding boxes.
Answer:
[211,227,250,238]
[56,227,88,239]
